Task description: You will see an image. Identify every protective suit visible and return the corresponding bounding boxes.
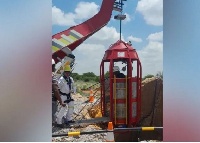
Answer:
[56,65,74,125]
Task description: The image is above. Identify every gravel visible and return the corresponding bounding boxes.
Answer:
[52,94,106,142]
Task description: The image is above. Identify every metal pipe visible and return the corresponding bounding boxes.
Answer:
[114,75,117,124]
[109,60,114,124]
[52,127,163,137]
[120,19,122,40]
[120,0,122,41]
[125,75,127,124]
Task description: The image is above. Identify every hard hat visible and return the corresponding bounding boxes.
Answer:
[64,65,71,72]
[52,59,55,65]
[113,66,119,72]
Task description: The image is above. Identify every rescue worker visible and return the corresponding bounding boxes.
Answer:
[113,66,125,78]
[52,59,66,125]
[56,65,75,127]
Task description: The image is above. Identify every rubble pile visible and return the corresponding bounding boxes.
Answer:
[88,103,102,118]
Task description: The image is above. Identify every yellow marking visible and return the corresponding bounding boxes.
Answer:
[142,127,154,131]
[116,122,126,124]
[125,75,127,124]
[114,75,116,125]
[68,132,80,136]
[64,61,70,67]
[59,38,70,45]
[52,46,60,52]
[68,35,78,41]
[60,66,63,70]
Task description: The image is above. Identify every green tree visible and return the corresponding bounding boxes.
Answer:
[104,71,109,78]
[70,73,80,81]
[83,77,90,82]
[95,76,100,82]
[142,74,154,81]
[71,73,79,77]
[83,72,96,77]
[76,75,82,81]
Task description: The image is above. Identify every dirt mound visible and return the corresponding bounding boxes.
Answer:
[71,93,87,102]
[88,103,102,118]
[139,77,163,141]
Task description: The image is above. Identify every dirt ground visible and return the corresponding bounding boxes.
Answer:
[82,90,101,94]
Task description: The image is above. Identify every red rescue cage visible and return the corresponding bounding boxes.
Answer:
[100,40,142,127]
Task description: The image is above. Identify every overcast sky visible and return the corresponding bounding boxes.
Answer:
[52,0,163,77]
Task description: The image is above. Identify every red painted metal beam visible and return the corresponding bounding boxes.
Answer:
[52,0,115,63]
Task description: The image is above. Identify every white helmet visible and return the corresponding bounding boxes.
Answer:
[52,59,55,65]
[113,66,120,72]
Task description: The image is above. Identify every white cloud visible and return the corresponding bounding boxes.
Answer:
[75,2,99,19]
[127,35,142,42]
[86,26,125,47]
[136,31,163,76]
[73,44,106,75]
[136,0,163,26]
[123,13,131,23]
[147,31,163,41]
[72,26,124,75]
[52,2,99,26]
[137,41,163,76]
[52,6,76,26]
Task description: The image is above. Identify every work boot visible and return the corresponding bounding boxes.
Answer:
[65,120,75,126]
[68,120,75,123]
